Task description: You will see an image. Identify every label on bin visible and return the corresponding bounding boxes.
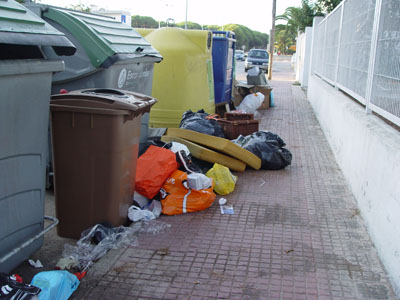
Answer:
[118,69,127,88]
[117,68,151,89]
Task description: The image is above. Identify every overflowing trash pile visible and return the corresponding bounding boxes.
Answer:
[1,64,291,300]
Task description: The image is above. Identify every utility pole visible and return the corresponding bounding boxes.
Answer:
[268,0,276,80]
[185,0,188,29]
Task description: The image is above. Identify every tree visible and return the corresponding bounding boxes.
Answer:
[316,0,341,14]
[275,24,296,54]
[131,15,158,28]
[203,25,221,31]
[223,24,268,50]
[276,0,319,34]
[176,21,202,30]
[67,4,91,12]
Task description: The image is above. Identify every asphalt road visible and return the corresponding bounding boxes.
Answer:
[235,55,294,82]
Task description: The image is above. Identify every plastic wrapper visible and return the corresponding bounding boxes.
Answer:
[179,109,225,138]
[128,200,162,222]
[233,131,292,170]
[137,220,172,236]
[60,221,171,270]
[61,224,139,270]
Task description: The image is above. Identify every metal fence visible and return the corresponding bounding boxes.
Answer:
[311,0,400,126]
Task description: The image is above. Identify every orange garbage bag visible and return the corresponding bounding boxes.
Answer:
[160,170,216,215]
[135,145,179,199]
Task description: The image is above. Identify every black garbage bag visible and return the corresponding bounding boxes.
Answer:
[234,131,292,170]
[179,109,225,138]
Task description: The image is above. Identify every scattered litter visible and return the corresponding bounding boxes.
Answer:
[285,249,294,254]
[194,281,200,284]
[187,173,212,190]
[28,259,43,268]
[206,163,237,195]
[259,180,266,187]
[10,274,22,283]
[220,205,234,215]
[73,262,92,281]
[128,205,156,222]
[0,273,40,300]
[58,221,171,272]
[350,209,360,218]
[31,270,79,300]
[218,198,227,205]
[61,224,139,270]
[55,257,79,270]
[155,248,169,256]
[136,220,172,236]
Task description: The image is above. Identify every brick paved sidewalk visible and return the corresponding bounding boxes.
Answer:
[74,62,396,299]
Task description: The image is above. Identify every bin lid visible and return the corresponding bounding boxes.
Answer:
[212,31,236,42]
[50,88,157,117]
[0,0,75,56]
[43,7,162,68]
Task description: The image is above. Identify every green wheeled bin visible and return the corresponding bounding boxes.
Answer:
[24,3,163,185]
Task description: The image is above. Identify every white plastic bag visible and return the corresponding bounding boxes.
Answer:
[128,206,156,222]
[236,92,265,114]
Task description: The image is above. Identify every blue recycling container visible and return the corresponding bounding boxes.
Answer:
[212,31,236,106]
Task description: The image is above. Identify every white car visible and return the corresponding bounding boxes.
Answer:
[245,49,269,72]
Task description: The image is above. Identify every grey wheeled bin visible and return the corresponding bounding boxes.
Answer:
[24,3,163,147]
[0,0,75,273]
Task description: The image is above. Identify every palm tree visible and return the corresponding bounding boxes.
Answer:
[276,0,321,33]
[275,24,296,54]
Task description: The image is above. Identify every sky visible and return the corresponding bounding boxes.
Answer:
[40,0,303,34]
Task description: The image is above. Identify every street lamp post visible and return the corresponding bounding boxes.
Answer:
[268,0,276,80]
[185,0,188,29]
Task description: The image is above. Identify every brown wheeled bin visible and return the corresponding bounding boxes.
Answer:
[50,88,156,238]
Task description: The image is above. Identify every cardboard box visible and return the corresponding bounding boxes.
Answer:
[233,82,272,110]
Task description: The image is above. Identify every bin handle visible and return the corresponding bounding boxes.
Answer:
[0,216,59,265]
[81,89,129,98]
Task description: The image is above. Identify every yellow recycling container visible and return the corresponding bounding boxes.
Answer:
[137,27,215,128]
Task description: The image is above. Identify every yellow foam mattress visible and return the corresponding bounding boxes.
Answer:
[165,128,261,170]
[161,135,246,172]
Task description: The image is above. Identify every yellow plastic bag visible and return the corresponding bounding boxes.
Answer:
[205,163,237,195]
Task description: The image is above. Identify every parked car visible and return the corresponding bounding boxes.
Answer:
[235,50,245,61]
[245,49,269,72]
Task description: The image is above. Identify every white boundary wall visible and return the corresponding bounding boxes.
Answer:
[295,27,313,88]
[307,75,400,294]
